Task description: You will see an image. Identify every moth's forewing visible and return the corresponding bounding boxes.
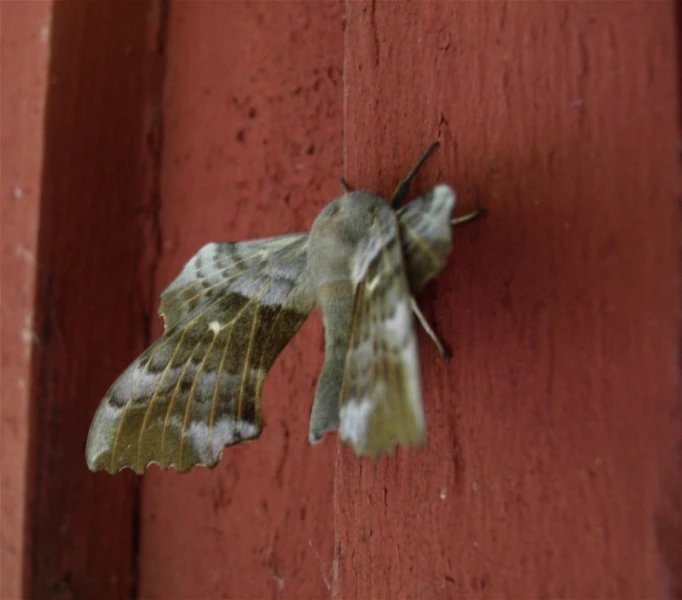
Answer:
[159,235,307,330]
[309,192,425,456]
[86,234,314,473]
[398,185,456,293]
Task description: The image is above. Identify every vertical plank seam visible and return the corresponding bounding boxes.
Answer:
[133,0,170,598]
[333,3,352,597]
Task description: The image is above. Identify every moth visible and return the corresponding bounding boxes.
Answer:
[86,142,483,473]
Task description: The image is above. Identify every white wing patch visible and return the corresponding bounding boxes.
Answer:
[184,419,260,464]
[339,397,373,447]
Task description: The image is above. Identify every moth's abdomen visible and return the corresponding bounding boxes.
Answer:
[307,292,354,442]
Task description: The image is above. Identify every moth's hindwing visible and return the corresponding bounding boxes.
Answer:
[86,233,313,474]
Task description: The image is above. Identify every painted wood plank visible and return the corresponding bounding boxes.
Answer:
[137,4,344,598]
[336,2,681,598]
[1,3,53,597]
[21,2,166,597]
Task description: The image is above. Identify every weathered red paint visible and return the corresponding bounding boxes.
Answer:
[13,2,164,598]
[3,1,680,599]
[138,3,343,598]
[336,2,681,598]
[1,4,52,597]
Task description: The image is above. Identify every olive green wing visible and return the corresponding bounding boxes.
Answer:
[86,233,313,474]
[397,184,456,293]
[337,208,424,457]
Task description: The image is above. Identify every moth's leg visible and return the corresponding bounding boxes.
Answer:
[452,207,486,226]
[391,141,440,208]
[407,208,484,361]
[410,297,451,360]
[339,178,352,193]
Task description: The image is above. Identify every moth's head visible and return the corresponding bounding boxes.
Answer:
[311,191,387,242]
[318,190,384,219]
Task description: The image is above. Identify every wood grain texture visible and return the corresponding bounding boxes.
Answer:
[21,2,166,597]
[336,1,681,599]
[137,3,344,598]
[7,1,679,598]
[0,4,52,597]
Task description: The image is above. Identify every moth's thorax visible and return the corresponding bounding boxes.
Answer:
[308,192,398,289]
[310,191,391,245]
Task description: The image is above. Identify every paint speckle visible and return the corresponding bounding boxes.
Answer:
[40,12,52,44]
[14,245,35,264]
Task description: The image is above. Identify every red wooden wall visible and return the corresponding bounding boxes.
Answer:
[1,2,680,599]
[1,3,51,598]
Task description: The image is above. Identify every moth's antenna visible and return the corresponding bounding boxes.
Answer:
[452,207,486,226]
[390,141,440,208]
[339,178,352,193]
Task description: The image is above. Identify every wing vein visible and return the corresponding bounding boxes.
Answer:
[178,330,219,467]
[236,291,264,421]
[208,323,235,464]
[378,232,402,435]
[399,221,441,266]
[132,329,187,472]
[159,332,206,463]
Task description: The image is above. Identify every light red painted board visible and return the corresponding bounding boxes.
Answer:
[21,2,167,598]
[138,4,344,598]
[0,3,52,597]
[336,2,681,599]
